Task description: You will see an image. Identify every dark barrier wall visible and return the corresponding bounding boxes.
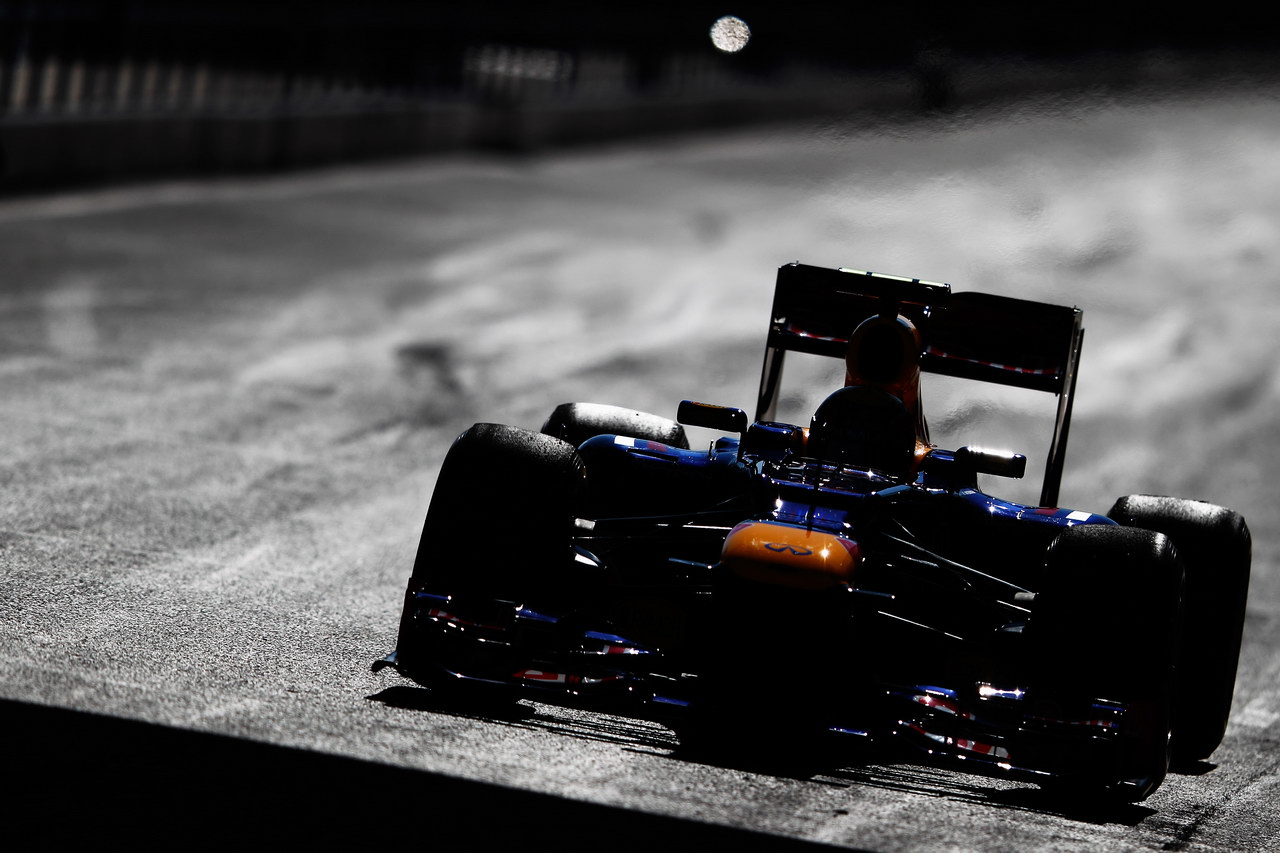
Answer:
[2,1,1275,191]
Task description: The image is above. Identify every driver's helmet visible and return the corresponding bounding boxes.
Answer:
[810,385,915,473]
[844,312,923,417]
[808,312,929,474]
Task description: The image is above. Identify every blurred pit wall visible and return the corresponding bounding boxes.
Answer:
[0,65,907,193]
[0,3,906,193]
[2,2,1276,194]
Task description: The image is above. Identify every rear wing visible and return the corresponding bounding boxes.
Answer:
[757,262,1084,506]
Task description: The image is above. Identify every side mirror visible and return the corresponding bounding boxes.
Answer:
[956,446,1027,479]
[677,400,748,434]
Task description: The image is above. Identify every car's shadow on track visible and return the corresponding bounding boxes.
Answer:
[368,685,682,754]
[369,684,540,722]
[981,786,1158,826]
[676,743,1159,825]
[822,764,1158,827]
[1170,759,1218,776]
[367,686,1161,825]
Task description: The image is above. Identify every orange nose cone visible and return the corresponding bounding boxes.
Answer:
[721,522,860,590]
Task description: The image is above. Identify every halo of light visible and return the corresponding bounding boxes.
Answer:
[709,16,750,53]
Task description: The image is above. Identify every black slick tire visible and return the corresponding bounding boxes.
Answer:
[394,423,584,671]
[407,423,583,597]
[1108,495,1251,764]
[389,422,586,696]
[1031,524,1184,803]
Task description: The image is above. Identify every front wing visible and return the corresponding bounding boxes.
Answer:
[375,591,1142,792]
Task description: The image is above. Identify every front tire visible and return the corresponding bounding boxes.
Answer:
[407,423,583,597]
[1031,524,1184,802]
[395,423,584,673]
[1108,495,1251,764]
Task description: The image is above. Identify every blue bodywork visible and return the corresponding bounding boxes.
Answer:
[373,262,1200,804]
[375,419,1130,792]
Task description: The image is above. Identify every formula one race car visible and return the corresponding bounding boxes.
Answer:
[374,262,1251,803]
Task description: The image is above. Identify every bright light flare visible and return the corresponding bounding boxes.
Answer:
[709,16,750,53]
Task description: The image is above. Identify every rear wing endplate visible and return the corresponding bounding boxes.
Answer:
[756,262,1084,506]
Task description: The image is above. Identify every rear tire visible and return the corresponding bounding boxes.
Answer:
[1031,524,1184,802]
[1108,495,1251,764]
[541,402,689,449]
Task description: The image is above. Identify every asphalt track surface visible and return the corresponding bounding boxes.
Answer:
[2,88,1280,849]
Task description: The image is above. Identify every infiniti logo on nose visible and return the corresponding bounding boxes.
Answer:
[763,542,813,556]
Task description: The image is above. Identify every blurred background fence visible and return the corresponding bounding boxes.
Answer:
[2,1,1276,192]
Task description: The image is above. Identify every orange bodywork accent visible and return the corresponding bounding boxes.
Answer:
[913,439,934,471]
[721,522,860,590]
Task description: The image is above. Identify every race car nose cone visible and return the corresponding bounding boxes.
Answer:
[721,522,860,590]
